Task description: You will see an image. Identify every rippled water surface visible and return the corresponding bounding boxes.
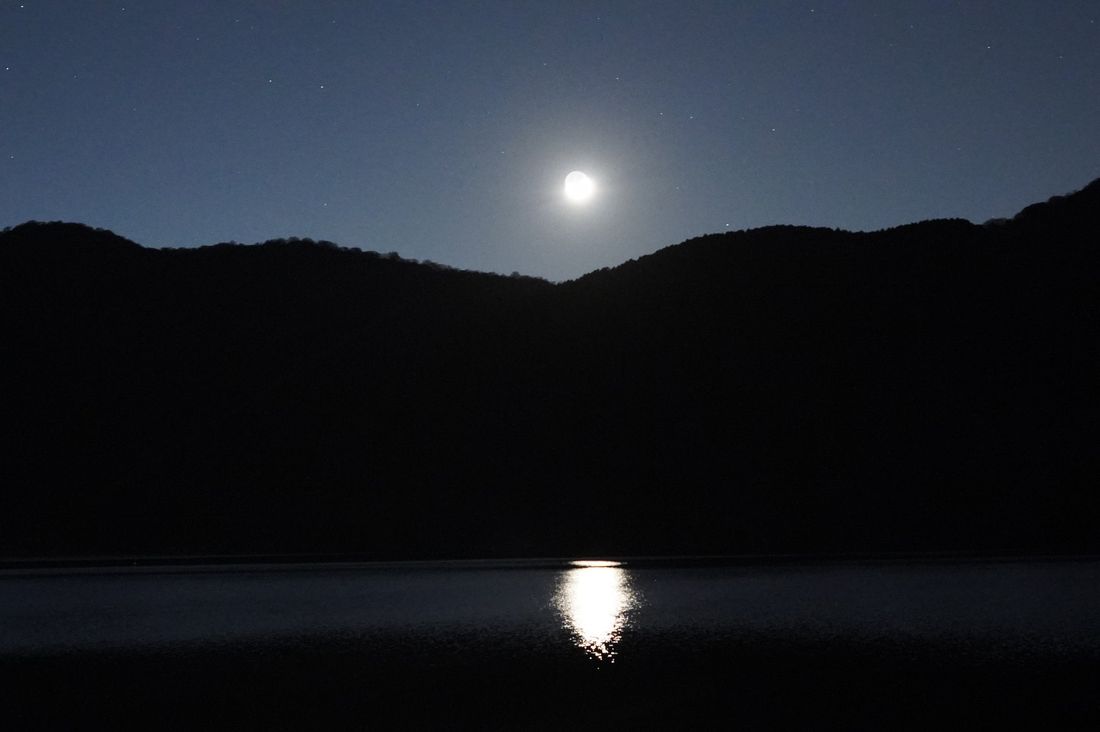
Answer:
[4,558,1100,658]
[4,558,1100,728]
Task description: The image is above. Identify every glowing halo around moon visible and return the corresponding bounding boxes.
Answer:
[563,170,596,203]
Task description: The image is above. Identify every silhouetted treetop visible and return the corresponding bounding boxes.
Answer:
[2,220,141,252]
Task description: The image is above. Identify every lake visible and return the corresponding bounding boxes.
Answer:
[3,557,1099,729]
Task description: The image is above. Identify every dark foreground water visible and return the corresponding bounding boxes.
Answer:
[3,557,1099,729]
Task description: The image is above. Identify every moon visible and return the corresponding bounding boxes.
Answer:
[564,170,595,203]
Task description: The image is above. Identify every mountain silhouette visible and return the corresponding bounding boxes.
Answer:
[2,178,1098,559]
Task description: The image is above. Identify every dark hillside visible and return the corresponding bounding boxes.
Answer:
[1,178,1097,559]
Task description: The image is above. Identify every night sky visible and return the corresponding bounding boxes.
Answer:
[2,2,1098,281]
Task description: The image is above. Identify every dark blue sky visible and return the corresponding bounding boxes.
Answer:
[2,1,1098,280]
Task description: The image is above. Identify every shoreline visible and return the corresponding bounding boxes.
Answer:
[3,550,1099,577]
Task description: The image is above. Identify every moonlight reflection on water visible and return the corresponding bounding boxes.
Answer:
[554,561,639,661]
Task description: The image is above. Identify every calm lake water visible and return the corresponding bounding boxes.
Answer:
[3,558,1100,728]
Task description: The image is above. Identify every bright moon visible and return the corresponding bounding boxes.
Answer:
[564,171,595,203]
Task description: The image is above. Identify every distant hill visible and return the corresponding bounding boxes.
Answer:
[2,178,1098,559]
